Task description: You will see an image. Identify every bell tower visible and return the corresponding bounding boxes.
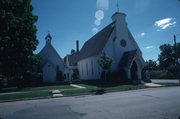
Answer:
[45,33,52,44]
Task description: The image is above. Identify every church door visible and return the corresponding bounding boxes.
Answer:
[130,61,138,81]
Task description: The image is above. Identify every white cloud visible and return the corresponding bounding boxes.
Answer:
[154,18,176,30]
[96,0,109,11]
[161,21,176,29]
[95,10,104,20]
[141,32,145,36]
[155,18,171,26]
[94,19,101,26]
[92,27,98,34]
[146,46,154,49]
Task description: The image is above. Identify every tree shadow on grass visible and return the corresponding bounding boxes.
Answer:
[91,89,106,95]
[76,79,131,88]
[0,87,19,93]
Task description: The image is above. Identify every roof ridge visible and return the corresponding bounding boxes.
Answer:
[83,22,115,46]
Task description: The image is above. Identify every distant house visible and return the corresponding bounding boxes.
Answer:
[67,12,145,81]
[39,34,72,82]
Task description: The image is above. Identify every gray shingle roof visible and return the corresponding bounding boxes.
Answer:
[39,43,65,69]
[78,22,115,61]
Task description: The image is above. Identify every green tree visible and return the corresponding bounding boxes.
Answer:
[0,0,39,86]
[176,43,180,58]
[71,49,76,55]
[145,60,158,71]
[158,44,175,70]
[98,52,112,81]
[158,43,180,79]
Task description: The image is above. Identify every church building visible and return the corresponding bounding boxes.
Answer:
[40,11,145,82]
[39,34,72,82]
[68,12,145,81]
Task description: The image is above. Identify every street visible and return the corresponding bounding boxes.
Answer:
[0,87,180,119]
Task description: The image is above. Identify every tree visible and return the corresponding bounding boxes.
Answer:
[71,49,75,55]
[158,43,180,79]
[98,52,112,81]
[158,44,175,70]
[0,0,39,86]
[145,60,158,71]
[176,43,180,58]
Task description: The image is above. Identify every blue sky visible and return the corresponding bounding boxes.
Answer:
[31,0,180,61]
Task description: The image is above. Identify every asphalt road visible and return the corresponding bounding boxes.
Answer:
[0,87,180,119]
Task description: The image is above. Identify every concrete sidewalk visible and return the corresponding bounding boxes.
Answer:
[70,84,86,89]
[144,83,163,87]
[152,79,179,83]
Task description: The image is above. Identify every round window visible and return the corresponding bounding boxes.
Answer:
[120,40,127,47]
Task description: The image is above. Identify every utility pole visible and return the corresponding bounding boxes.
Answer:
[174,35,177,64]
[174,34,180,84]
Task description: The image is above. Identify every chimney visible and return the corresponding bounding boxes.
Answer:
[76,40,79,53]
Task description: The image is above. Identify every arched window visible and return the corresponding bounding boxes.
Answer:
[91,60,94,75]
[86,62,88,76]
[82,64,83,76]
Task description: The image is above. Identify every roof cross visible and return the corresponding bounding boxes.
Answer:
[116,0,120,12]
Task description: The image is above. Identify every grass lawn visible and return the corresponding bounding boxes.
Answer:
[0,85,74,101]
[0,85,74,93]
[22,85,73,92]
[61,84,148,96]
[0,90,51,101]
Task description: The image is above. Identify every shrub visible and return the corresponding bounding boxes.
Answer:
[150,70,177,79]
[22,72,43,87]
[109,69,130,84]
[42,81,70,86]
[56,66,64,81]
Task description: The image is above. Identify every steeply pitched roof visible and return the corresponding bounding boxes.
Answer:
[119,50,137,68]
[39,43,65,69]
[78,22,115,61]
[39,43,63,61]
[128,30,142,54]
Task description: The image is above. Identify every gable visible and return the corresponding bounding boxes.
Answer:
[128,29,142,54]
[39,43,65,71]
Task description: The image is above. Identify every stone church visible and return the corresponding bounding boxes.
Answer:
[39,12,145,82]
